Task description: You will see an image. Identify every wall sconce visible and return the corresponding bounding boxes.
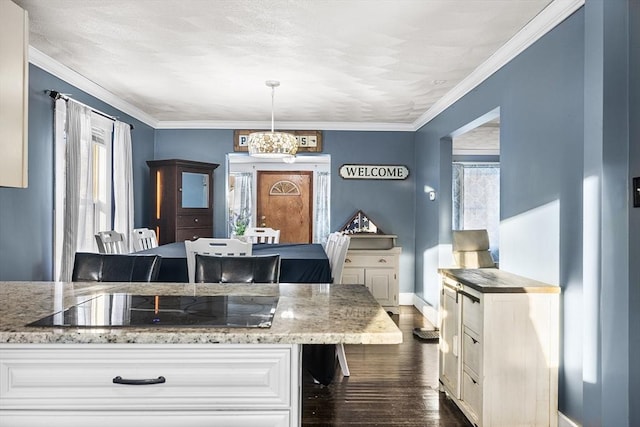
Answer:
[423,185,437,201]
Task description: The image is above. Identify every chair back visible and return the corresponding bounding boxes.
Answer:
[324,232,342,268]
[132,228,158,251]
[95,231,126,254]
[185,238,253,283]
[243,227,281,244]
[195,254,281,283]
[330,234,351,284]
[452,229,496,268]
[72,252,162,282]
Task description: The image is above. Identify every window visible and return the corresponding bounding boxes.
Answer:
[452,162,500,261]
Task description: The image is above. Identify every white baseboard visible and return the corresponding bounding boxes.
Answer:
[411,294,438,327]
[399,292,414,306]
[558,411,580,427]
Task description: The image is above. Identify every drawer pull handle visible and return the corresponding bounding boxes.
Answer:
[113,376,166,386]
[345,258,352,263]
[471,377,478,385]
[194,218,199,223]
[458,290,480,304]
[378,259,387,263]
[471,337,478,344]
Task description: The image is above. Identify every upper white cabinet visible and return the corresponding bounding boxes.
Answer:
[0,0,29,188]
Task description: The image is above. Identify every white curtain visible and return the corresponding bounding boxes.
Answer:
[113,121,134,251]
[313,172,330,244]
[59,101,94,281]
[229,172,252,235]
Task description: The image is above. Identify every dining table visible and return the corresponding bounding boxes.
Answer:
[136,241,332,284]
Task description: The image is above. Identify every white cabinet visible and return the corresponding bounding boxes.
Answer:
[438,269,560,427]
[342,247,400,313]
[0,0,29,188]
[0,343,301,427]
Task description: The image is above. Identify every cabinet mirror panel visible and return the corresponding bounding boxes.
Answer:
[182,172,209,208]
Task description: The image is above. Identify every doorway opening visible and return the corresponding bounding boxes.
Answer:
[451,111,500,263]
[227,154,331,244]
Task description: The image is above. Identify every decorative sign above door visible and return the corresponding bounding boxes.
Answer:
[339,164,409,180]
[234,130,323,153]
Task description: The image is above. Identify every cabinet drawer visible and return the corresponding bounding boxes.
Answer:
[461,370,481,422]
[176,227,212,242]
[462,332,481,377]
[344,254,396,268]
[1,345,293,411]
[461,289,482,334]
[1,410,291,427]
[177,214,212,228]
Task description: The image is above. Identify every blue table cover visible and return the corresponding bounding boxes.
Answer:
[138,242,332,284]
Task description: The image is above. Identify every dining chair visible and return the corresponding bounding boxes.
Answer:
[243,227,281,244]
[131,228,158,251]
[452,229,496,268]
[324,232,342,269]
[95,231,127,254]
[328,233,352,377]
[72,252,162,282]
[184,238,253,283]
[195,254,281,283]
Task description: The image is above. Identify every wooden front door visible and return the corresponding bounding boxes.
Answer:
[257,171,313,243]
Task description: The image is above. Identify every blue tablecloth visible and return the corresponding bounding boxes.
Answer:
[138,242,332,284]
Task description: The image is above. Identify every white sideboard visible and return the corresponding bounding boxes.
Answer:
[342,247,400,313]
[0,0,29,188]
[438,268,560,427]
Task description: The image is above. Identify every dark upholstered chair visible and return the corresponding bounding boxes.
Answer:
[72,252,162,282]
[194,254,281,283]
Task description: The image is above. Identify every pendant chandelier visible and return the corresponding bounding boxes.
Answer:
[248,80,298,159]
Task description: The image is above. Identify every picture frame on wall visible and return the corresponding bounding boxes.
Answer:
[233,130,323,153]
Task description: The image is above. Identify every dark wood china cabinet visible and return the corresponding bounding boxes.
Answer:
[147,159,219,244]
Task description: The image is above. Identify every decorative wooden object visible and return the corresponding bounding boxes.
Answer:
[234,130,322,153]
[147,159,219,245]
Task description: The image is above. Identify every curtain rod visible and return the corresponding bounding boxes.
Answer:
[47,90,134,130]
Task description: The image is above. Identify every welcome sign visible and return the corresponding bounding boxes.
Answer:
[339,164,409,180]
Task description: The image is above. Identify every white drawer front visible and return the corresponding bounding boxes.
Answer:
[1,345,293,411]
[0,410,290,427]
[344,254,397,268]
[461,289,482,334]
[461,370,481,423]
[462,332,481,377]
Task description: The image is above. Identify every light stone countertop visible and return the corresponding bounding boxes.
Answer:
[0,281,402,345]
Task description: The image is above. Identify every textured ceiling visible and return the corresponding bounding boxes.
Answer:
[15,0,552,129]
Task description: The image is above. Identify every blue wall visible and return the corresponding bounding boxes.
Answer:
[415,6,586,421]
[0,65,155,281]
[414,4,638,425]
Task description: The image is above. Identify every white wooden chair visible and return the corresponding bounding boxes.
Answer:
[324,232,342,268]
[95,231,127,254]
[184,238,253,283]
[243,227,281,244]
[329,233,352,377]
[131,228,158,251]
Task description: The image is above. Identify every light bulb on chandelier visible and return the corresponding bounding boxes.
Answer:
[248,81,298,160]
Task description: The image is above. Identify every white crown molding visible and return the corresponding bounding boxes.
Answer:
[28,47,159,128]
[413,0,585,130]
[155,120,415,132]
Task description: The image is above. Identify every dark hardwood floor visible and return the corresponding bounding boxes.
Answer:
[302,306,472,426]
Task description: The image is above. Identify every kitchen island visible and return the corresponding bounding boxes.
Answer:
[0,281,402,427]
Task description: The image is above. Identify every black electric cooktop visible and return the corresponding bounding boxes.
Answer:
[28,294,279,328]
